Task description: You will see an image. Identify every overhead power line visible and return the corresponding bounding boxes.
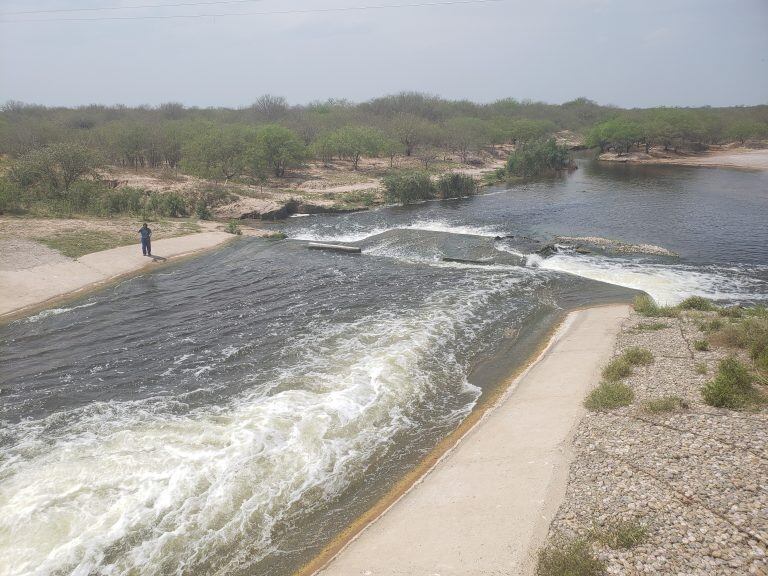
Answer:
[1,0,268,16]
[0,0,505,24]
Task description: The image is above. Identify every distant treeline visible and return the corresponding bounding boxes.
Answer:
[1,94,767,216]
[1,94,766,177]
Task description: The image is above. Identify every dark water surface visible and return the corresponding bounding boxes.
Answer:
[1,160,766,575]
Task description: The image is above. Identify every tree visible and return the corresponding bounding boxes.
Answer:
[387,113,435,156]
[182,125,251,181]
[9,142,99,193]
[315,126,385,169]
[444,117,489,162]
[726,120,766,145]
[255,124,305,177]
[250,95,289,121]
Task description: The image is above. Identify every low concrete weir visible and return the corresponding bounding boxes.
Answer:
[307,243,362,254]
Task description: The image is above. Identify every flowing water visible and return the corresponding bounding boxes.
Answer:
[1,160,767,575]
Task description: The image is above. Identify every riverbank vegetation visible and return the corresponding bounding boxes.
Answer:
[383,170,477,204]
[543,303,767,574]
[1,94,766,217]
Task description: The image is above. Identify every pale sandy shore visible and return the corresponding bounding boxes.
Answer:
[310,304,630,576]
[600,147,768,171]
[0,231,234,320]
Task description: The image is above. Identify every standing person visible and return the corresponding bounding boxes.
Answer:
[139,223,152,256]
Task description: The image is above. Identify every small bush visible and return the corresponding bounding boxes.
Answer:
[382,170,435,204]
[634,321,668,331]
[266,231,286,239]
[602,358,633,381]
[693,340,710,351]
[593,520,648,549]
[623,347,654,366]
[695,362,708,375]
[147,192,189,217]
[644,395,689,414]
[537,539,605,576]
[710,316,768,358]
[585,381,634,411]
[633,294,678,318]
[195,199,213,220]
[436,173,477,199]
[718,306,744,319]
[507,139,571,178]
[698,318,724,333]
[226,220,242,235]
[678,296,716,311]
[702,357,763,409]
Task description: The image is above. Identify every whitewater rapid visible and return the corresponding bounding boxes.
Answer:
[0,271,536,576]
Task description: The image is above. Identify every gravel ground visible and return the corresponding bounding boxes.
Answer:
[546,311,768,575]
[0,238,72,271]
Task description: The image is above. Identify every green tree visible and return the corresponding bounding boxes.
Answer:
[317,125,385,169]
[9,142,100,193]
[255,124,305,177]
[182,125,251,181]
[444,117,489,162]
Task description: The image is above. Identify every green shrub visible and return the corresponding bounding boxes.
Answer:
[698,318,724,333]
[537,539,605,576]
[702,357,763,409]
[623,347,654,366]
[644,395,689,414]
[195,199,213,220]
[436,173,477,199]
[693,340,710,351]
[695,362,708,375]
[592,520,648,549]
[382,170,435,204]
[678,296,716,311]
[507,139,570,178]
[148,192,188,217]
[718,306,744,319]
[602,358,633,381]
[226,220,242,235]
[585,381,634,411]
[633,294,678,318]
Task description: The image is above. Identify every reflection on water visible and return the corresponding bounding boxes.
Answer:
[1,160,766,575]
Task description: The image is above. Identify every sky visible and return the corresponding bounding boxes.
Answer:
[1,0,767,109]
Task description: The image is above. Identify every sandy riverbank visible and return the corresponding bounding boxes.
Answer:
[0,231,235,321]
[301,304,629,576]
[599,147,768,171]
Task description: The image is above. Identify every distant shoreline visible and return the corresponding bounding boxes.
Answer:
[599,146,768,171]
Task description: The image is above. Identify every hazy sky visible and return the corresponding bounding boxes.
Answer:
[1,0,767,108]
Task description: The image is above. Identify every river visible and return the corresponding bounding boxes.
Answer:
[1,160,766,575]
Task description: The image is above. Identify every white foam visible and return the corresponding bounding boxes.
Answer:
[0,276,536,575]
[25,302,96,323]
[534,254,767,305]
[291,219,503,243]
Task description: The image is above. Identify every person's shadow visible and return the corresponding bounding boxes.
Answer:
[148,255,167,262]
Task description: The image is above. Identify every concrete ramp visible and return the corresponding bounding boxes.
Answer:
[315,304,630,576]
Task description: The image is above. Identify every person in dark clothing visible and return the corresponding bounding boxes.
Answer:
[139,223,152,256]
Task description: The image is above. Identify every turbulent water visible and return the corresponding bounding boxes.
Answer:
[1,160,767,575]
